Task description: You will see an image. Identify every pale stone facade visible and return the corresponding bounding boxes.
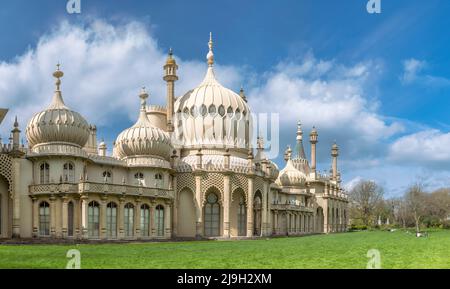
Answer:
[0,35,348,241]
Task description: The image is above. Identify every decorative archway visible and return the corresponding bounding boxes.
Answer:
[230,188,247,237]
[177,188,196,237]
[0,175,10,238]
[316,207,324,233]
[203,188,221,237]
[253,190,262,236]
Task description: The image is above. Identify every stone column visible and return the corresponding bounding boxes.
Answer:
[223,172,231,238]
[273,210,278,235]
[135,199,141,239]
[246,177,254,237]
[49,195,56,238]
[118,197,125,239]
[172,175,178,237]
[194,173,203,238]
[61,197,69,238]
[324,203,329,234]
[164,201,172,239]
[80,196,89,239]
[11,159,21,238]
[261,182,268,236]
[32,197,39,238]
[150,200,156,237]
[100,197,107,240]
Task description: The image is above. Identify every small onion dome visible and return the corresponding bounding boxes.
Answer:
[276,159,306,187]
[26,64,90,148]
[115,88,172,160]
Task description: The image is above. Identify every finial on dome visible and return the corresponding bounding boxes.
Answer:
[53,63,64,91]
[139,87,149,108]
[297,121,303,138]
[14,116,18,128]
[207,32,214,66]
[239,86,247,102]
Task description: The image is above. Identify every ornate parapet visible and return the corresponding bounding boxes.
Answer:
[29,182,174,199]
[271,203,315,213]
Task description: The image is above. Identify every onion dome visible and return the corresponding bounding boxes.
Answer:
[115,88,172,160]
[26,65,90,149]
[174,33,250,150]
[276,159,307,187]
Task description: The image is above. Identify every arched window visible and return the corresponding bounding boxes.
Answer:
[154,173,163,188]
[39,201,50,236]
[134,172,144,186]
[124,203,134,237]
[238,195,247,236]
[63,162,75,183]
[155,205,164,237]
[253,191,262,236]
[68,202,74,237]
[40,163,50,184]
[88,201,100,238]
[140,204,150,237]
[102,171,112,183]
[204,193,220,237]
[106,202,117,238]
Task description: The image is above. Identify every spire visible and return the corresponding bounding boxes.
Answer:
[134,87,151,127]
[239,86,248,102]
[207,32,214,67]
[49,63,68,109]
[295,121,306,159]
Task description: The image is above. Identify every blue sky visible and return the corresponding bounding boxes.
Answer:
[1,0,450,197]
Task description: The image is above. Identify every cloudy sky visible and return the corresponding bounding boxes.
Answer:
[1,0,450,197]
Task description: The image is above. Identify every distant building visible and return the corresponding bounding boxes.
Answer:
[0,35,348,241]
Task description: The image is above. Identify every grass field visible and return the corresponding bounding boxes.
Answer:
[0,229,449,269]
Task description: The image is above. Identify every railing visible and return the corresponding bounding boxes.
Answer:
[271,203,315,212]
[29,182,174,199]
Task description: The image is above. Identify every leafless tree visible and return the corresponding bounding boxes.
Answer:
[349,180,384,226]
[404,183,427,234]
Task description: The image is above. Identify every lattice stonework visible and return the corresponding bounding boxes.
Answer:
[254,177,264,196]
[176,173,195,195]
[231,174,248,203]
[201,172,224,204]
[0,154,13,193]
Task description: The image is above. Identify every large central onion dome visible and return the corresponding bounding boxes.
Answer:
[115,89,172,161]
[26,65,90,149]
[174,33,250,151]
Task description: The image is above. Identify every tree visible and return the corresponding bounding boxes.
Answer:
[349,180,384,226]
[404,183,427,234]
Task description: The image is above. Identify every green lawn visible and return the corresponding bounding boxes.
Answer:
[0,230,449,269]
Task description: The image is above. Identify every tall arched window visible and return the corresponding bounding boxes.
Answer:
[134,172,144,186]
[155,205,164,237]
[204,193,220,237]
[124,203,134,237]
[39,201,50,236]
[106,202,117,238]
[237,195,247,236]
[40,163,50,184]
[63,163,75,183]
[88,201,100,238]
[140,204,150,237]
[253,191,262,236]
[68,202,74,237]
[102,171,112,183]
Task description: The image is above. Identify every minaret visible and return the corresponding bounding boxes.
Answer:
[309,126,318,174]
[11,116,20,151]
[163,48,178,133]
[331,142,339,181]
[296,121,306,159]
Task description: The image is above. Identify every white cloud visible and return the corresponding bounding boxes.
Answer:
[0,19,241,139]
[388,129,450,165]
[401,58,426,84]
